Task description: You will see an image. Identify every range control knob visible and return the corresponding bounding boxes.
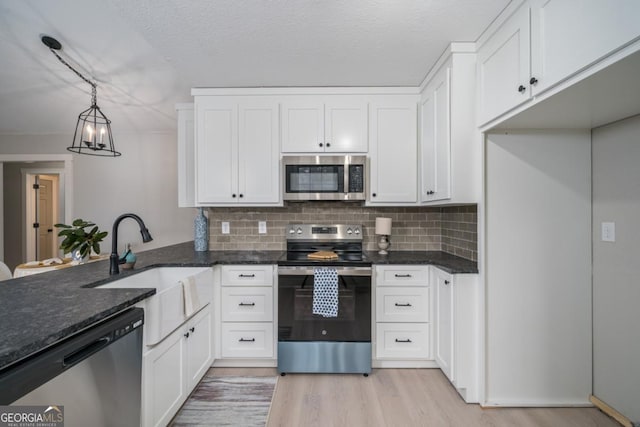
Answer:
[347,228,353,235]
[354,227,361,234]
[296,227,303,235]
[289,228,295,234]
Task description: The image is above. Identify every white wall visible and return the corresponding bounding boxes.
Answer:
[0,131,195,257]
[592,115,640,422]
[485,130,592,405]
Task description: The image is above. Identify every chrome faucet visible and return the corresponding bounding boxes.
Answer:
[109,213,153,275]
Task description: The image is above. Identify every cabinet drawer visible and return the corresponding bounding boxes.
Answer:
[376,287,429,322]
[376,265,429,286]
[376,323,430,359]
[221,323,274,358]
[221,287,273,322]
[221,265,273,286]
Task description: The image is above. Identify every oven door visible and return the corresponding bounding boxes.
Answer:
[278,266,371,342]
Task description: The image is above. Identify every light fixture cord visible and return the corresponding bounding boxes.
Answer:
[47,47,98,106]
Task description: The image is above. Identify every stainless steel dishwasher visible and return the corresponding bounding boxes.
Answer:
[0,307,144,427]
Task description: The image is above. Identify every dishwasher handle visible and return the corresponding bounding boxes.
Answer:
[63,336,111,367]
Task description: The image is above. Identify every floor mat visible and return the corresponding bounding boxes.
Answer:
[170,375,278,427]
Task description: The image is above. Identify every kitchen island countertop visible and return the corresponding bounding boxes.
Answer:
[0,241,475,371]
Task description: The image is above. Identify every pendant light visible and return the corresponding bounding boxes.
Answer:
[42,35,121,157]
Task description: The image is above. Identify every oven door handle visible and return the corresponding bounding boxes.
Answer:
[278,266,372,277]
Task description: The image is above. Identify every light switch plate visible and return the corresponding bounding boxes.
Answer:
[601,222,615,242]
[258,221,267,234]
[221,222,230,234]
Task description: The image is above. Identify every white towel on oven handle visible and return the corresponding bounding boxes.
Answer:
[313,267,338,317]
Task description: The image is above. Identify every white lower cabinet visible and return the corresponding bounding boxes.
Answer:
[432,267,479,403]
[221,322,274,358]
[142,305,213,427]
[217,265,276,365]
[374,265,433,367]
[376,323,430,359]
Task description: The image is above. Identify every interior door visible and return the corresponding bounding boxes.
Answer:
[37,177,54,260]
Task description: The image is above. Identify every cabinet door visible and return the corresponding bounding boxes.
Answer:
[142,330,187,427]
[530,0,640,95]
[376,323,430,359]
[221,322,274,358]
[177,104,195,207]
[369,100,418,203]
[221,286,274,322]
[477,4,531,125]
[281,101,324,152]
[324,101,368,152]
[434,268,454,382]
[238,101,280,203]
[376,286,430,323]
[186,307,213,391]
[421,67,451,202]
[195,98,238,203]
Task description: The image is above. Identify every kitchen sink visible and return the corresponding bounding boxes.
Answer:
[98,267,213,346]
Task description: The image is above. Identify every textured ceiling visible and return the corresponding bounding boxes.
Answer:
[0,0,510,135]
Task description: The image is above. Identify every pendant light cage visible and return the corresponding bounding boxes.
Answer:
[69,86,120,157]
[42,35,121,157]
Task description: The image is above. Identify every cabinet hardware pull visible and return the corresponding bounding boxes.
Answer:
[239,194,244,198]
[427,190,434,195]
[319,143,323,147]
[239,338,255,342]
[444,280,450,285]
[372,193,377,197]
[190,327,195,333]
[518,85,526,93]
[395,274,412,278]
[529,77,538,85]
[184,332,190,338]
[395,302,412,307]
[239,302,256,306]
[232,194,237,198]
[395,338,412,343]
[326,142,331,147]
[239,274,255,278]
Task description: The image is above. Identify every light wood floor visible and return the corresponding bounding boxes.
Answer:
[210,368,620,427]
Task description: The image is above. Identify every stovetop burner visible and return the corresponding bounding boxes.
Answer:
[278,223,371,267]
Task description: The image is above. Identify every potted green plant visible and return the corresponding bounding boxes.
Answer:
[55,218,108,262]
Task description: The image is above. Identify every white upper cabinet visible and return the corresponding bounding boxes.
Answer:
[238,102,281,204]
[478,0,640,126]
[281,101,324,152]
[195,97,280,205]
[477,3,531,126]
[176,104,195,207]
[420,67,451,202]
[195,98,237,203]
[420,46,480,205]
[281,98,368,153]
[368,97,418,204]
[324,101,368,152]
[530,0,640,95]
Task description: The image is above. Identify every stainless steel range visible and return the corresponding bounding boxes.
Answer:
[277,224,372,376]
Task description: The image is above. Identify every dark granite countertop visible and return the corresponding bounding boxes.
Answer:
[365,251,478,274]
[0,241,475,371]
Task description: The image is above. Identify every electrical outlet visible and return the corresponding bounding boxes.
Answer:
[601,222,615,242]
[221,222,230,235]
[258,221,267,234]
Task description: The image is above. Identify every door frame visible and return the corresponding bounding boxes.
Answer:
[23,170,63,261]
[0,154,73,262]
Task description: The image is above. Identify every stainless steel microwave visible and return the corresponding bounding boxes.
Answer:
[282,155,367,201]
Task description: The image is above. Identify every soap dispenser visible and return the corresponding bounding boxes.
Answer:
[120,243,137,269]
